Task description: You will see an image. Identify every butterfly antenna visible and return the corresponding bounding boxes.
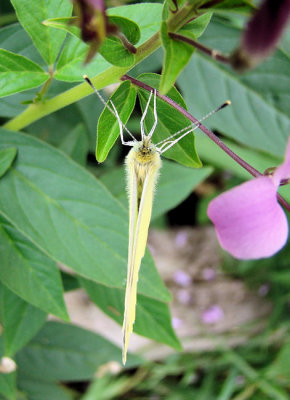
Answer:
[83,75,136,142]
[156,101,231,148]
[157,101,231,153]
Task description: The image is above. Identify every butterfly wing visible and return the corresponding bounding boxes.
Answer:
[122,149,161,364]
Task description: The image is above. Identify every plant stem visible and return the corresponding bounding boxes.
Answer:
[121,74,290,212]
[169,32,230,64]
[3,1,199,132]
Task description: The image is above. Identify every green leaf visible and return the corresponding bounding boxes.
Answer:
[0,283,46,357]
[0,372,16,400]
[137,73,201,168]
[17,375,75,400]
[100,160,212,219]
[16,321,141,381]
[59,123,89,166]
[80,278,182,351]
[98,16,140,67]
[182,13,213,38]
[207,0,254,13]
[160,13,212,94]
[44,15,140,67]
[0,148,17,178]
[54,3,162,82]
[96,80,137,162]
[0,23,44,66]
[54,34,111,82]
[99,37,135,67]
[195,134,286,183]
[0,213,68,320]
[0,49,49,98]
[178,18,290,157]
[266,342,290,385]
[0,129,170,303]
[160,22,195,95]
[10,0,72,65]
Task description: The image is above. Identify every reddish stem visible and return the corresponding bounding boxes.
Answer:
[169,32,230,64]
[121,74,290,212]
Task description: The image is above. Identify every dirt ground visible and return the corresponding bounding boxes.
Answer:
[62,226,271,361]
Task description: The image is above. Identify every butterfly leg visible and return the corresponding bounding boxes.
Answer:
[140,90,153,140]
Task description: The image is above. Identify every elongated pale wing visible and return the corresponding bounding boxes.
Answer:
[122,150,161,364]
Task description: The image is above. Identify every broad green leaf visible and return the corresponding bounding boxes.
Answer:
[0,213,68,320]
[99,36,135,68]
[0,23,44,66]
[195,134,282,180]
[96,80,137,162]
[0,283,46,357]
[10,0,72,65]
[137,73,201,168]
[59,123,89,166]
[45,15,140,68]
[181,13,212,38]
[160,22,195,95]
[0,129,170,303]
[0,148,17,178]
[55,34,111,82]
[160,13,212,94]
[100,160,212,219]
[17,375,75,400]
[54,3,162,81]
[178,19,290,157]
[0,49,49,98]
[80,278,182,351]
[16,322,141,381]
[0,372,16,400]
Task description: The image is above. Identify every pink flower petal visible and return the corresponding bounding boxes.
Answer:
[202,305,224,324]
[208,176,288,259]
[273,138,290,185]
[173,270,191,287]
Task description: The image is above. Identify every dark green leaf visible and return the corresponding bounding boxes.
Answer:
[61,272,80,292]
[0,129,170,303]
[179,19,290,157]
[0,148,17,178]
[137,73,201,168]
[10,0,72,65]
[100,160,212,219]
[80,278,182,350]
[59,123,89,166]
[16,322,141,381]
[0,49,48,98]
[17,375,75,400]
[0,23,44,66]
[0,283,46,356]
[160,13,212,94]
[0,213,68,320]
[96,80,137,162]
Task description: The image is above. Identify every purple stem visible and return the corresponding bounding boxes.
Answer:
[169,32,230,64]
[121,74,290,212]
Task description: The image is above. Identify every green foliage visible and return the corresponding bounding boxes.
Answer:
[0,0,289,397]
[0,147,17,178]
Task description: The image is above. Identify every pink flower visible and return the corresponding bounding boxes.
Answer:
[202,305,224,324]
[208,140,290,260]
